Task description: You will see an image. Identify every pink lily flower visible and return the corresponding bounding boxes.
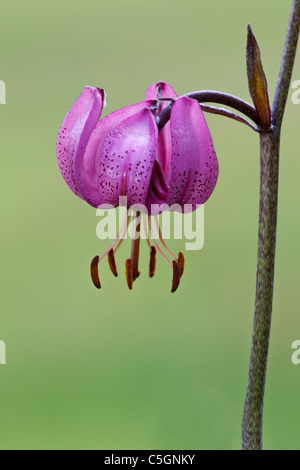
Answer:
[57,83,218,292]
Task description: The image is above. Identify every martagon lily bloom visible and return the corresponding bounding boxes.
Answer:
[57,82,219,293]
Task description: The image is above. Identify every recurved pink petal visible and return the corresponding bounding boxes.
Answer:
[145,82,178,102]
[56,86,105,199]
[167,96,219,212]
[98,108,158,208]
[77,100,155,208]
[146,82,178,209]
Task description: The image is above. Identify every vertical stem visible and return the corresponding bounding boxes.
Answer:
[242,0,300,450]
[242,131,280,449]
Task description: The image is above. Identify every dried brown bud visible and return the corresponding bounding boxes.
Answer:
[246,25,271,130]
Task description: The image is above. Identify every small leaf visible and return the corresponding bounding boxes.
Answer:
[246,25,271,130]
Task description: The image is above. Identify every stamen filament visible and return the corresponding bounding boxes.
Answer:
[98,213,129,263]
[114,214,131,254]
[154,215,178,262]
[142,214,152,250]
[148,216,172,267]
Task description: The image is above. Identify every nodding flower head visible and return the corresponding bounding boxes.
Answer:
[57,82,219,293]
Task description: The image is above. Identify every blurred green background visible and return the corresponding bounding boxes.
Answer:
[0,0,299,450]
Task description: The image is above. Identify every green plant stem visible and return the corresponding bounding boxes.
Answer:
[242,0,300,450]
[241,130,279,450]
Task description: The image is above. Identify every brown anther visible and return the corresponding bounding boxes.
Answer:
[90,256,101,289]
[125,259,134,290]
[133,269,140,282]
[149,246,157,278]
[171,260,180,294]
[132,214,141,282]
[178,252,185,278]
[107,249,118,277]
